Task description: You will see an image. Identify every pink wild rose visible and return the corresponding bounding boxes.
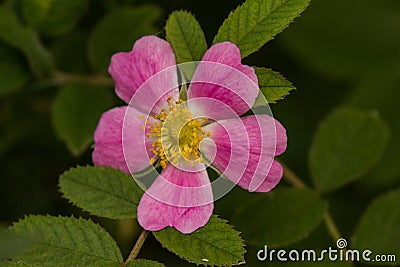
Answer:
[92,35,287,233]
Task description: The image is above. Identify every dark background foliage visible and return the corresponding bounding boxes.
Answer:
[0,0,399,266]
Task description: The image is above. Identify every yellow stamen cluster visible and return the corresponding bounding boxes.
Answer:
[142,97,211,169]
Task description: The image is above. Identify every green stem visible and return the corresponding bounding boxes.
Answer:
[53,71,114,86]
[280,161,306,188]
[323,212,342,241]
[34,71,114,89]
[122,230,149,267]
[281,161,342,243]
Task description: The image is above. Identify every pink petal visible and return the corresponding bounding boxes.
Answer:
[201,115,287,192]
[188,42,259,120]
[274,118,287,156]
[255,160,284,192]
[109,36,179,113]
[137,164,213,233]
[93,106,153,174]
[186,97,240,125]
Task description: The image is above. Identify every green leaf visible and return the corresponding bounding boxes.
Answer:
[10,215,123,266]
[88,6,162,72]
[353,189,400,265]
[0,42,30,96]
[0,229,31,260]
[21,0,89,37]
[166,11,207,80]
[253,67,295,106]
[0,261,35,267]
[233,187,326,247]
[0,6,54,77]
[165,11,207,64]
[52,83,113,156]
[345,73,400,190]
[309,107,389,193]
[125,259,165,267]
[153,216,245,266]
[59,166,143,219]
[213,0,311,58]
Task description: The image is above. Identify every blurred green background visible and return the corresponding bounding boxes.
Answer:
[0,0,399,266]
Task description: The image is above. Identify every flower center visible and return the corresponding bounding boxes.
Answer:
[144,97,211,169]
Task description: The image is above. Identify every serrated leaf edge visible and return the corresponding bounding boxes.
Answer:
[58,165,140,219]
[165,10,208,63]
[153,215,246,266]
[253,66,296,104]
[213,0,312,57]
[10,214,123,265]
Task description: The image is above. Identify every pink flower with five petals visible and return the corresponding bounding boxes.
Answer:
[93,36,287,233]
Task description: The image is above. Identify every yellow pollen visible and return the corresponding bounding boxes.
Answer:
[141,97,211,168]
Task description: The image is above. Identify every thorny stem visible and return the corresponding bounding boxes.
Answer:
[281,161,343,243]
[122,230,149,267]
